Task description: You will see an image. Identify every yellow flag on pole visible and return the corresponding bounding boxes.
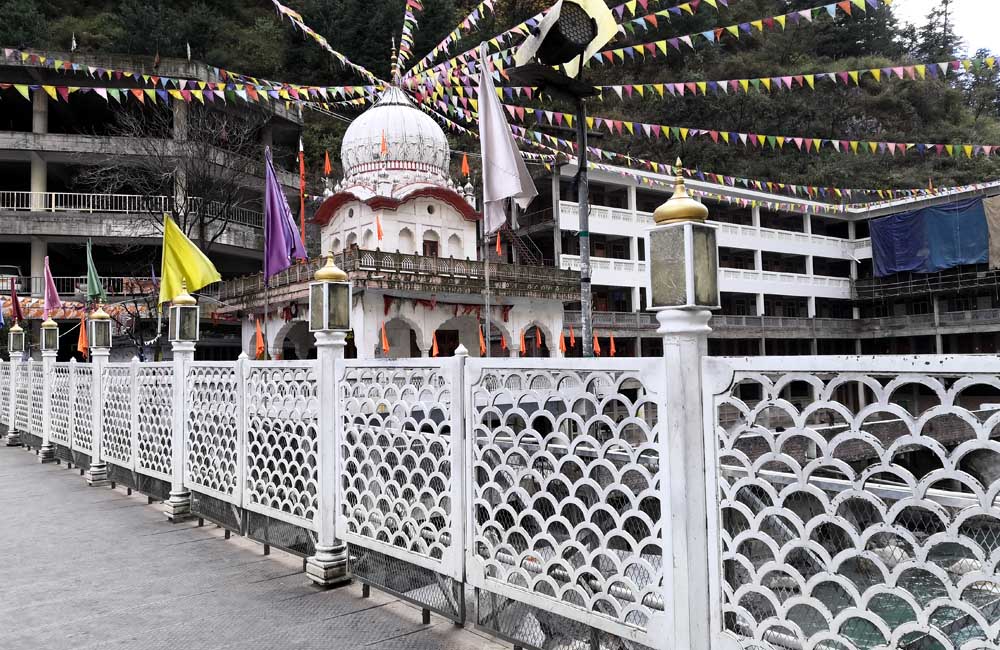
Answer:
[159,214,221,304]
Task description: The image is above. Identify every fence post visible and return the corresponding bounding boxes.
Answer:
[164,339,194,521]
[646,172,722,650]
[68,358,77,459]
[38,347,58,463]
[85,347,110,486]
[3,360,18,446]
[305,330,350,587]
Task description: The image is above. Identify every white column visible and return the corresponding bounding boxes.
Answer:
[657,308,713,650]
[306,330,350,587]
[30,237,46,297]
[32,89,48,134]
[30,152,46,211]
[164,340,194,521]
[803,212,812,234]
[85,348,110,486]
[755,293,765,317]
[38,347,58,463]
[551,170,562,261]
[627,184,637,213]
[751,204,761,229]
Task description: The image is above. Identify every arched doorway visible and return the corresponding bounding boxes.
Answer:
[521,324,550,357]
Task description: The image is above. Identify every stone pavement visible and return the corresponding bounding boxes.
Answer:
[0,446,505,650]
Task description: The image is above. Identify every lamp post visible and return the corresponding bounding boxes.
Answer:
[164,283,198,521]
[306,254,352,587]
[8,322,25,360]
[647,162,719,650]
[38,317,59,463]
[85,304,112,486]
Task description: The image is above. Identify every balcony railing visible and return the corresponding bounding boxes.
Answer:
[559,254,648,275]
[0,191,263,228]
[218,249,582,302]
[854,268,1000,300]
[6,276,157,297]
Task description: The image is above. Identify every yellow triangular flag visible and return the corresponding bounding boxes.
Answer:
[159,214,221,304]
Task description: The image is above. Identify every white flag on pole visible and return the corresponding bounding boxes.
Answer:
[478,43,537,234]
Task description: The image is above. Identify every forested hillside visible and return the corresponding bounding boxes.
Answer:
[2,0,998,193]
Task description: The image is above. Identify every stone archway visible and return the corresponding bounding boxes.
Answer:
[520,322,553,358]
[447,233,462,258]
[398,227,415,254]
[381,316,423,359]
[270,319,313,360]
[431,314,480,357]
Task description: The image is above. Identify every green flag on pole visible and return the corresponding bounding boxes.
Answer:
[86,240,107,303]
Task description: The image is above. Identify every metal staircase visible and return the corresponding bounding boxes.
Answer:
[499,222,544,266]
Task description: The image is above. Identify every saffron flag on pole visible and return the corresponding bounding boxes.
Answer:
[500,333,507,352]
[569,325,576,347]
[159,214,221,304]
[376,214,384,241]
[610,333,617,357]
[461,153,470,177]
[478,42,537,234]
[43,256,62,318]
[559,332,566,353]
[496,231,502,257]
[535,326,542,349]
[593,334,601,356]
[324,150,332,176]
[254,319,265,359]
[520,329,526,356]
[432,331,439,357]
[77,316,88,359]
[10,278,24,323]
[86,240,107,303]
[264,146,307,283]
[479,325,487,356]
[381,322,390,355]
[298,138,307,246]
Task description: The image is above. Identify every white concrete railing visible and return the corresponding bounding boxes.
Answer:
[558,200,871,260]
[9,276,156,297]
[4,347,999,650]
[720,267,853,299]
[0,191,263,228]
[559,253,647,284]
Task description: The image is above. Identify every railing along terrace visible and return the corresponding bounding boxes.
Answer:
[855,267,1000,300]
[0,191,263,228]
[217,249,581,302]
[6,339,1000,649]
[12,276,156,297]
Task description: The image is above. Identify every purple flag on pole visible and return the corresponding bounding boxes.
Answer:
[264,146,307,283]
[43,256,62,318]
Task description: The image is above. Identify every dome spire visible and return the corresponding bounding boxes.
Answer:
[390,37,400,85]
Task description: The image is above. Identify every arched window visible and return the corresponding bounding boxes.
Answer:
[399,227,415,254]
[447,233,462,258]
[422,229,440,257]
[362,229,375,249]
[346,232,358,249]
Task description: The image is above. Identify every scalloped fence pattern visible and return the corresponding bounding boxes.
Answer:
[466,361,666,647]
[713,366,1000,650]
[0,361,10,429]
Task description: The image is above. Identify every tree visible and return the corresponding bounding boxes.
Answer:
[913,0,963,60]
[963,49,1000,122]
[0,0,48,47]
[78,102,272,253]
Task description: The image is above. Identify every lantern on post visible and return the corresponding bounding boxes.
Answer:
[169,282,200,343]
[309,254,351,332]
[646,161,720,310]
[8,322,25,356]
[41,317,59,353]
[88,303,112,350]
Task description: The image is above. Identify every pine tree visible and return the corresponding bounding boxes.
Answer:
[914,0,963,59]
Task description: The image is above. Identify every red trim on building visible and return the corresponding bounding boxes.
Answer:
[313,186,480,226]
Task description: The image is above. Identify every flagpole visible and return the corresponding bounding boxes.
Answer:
[264,277,270,360]
[485,227,491,358]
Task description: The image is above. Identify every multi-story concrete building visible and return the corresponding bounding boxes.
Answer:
[0,47,302,359]
[518,163,1000,358]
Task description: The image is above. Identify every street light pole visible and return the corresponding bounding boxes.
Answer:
[575,95,593,357]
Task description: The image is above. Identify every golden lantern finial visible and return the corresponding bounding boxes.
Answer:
[91,302,110,321]
[172,280,197,306]
[314,253,348,282]
[653,157,709,225]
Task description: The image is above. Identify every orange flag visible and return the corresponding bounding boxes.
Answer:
[593,334,602,356]
[432,331,439,357]
[381,322,390,355]
[254,319,265,359]
[535,327,542,349]
[609,333,617,357]
[323,150,332,176]
[500,333,507,351]
[77,315,88,359]
[479,325,487,355]
[376,214,384,241]
[495,232,502,257]
[380,131,388,156]
[461,152,470,177]
[520,329,526,356]
[559,332,566,353]
[569,326,576,347]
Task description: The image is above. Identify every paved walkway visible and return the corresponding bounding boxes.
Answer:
[0,446,504,650]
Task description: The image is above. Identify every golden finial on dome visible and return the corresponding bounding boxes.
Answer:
[172,280,197,307]
[314,253,348,282]
[42,317,58,330]
[91,302,111,320]
[9,321,23,333]
[653,158,709,225]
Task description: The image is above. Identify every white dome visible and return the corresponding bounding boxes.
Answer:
[340,87,450,185]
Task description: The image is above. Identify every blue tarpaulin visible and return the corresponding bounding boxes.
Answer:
[869,198,989,277]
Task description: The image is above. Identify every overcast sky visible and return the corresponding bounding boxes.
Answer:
[891,0,998,55]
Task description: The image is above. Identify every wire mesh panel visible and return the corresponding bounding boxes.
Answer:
[336,359,465,621]
[135,364,173,481]
[185,362,243,505]
[50,363,72,446]
[465,358,669,650]
[243,362,319,530]
[14,362,30,432]
[73,365,94,453]
[0,361,10,429]
[705,355,1000,650]
[102,364,134,469]
[29,361,43,437]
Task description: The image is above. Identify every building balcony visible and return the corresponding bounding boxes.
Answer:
[720,268,853,299]
[0,191,264,252]
[217,249,583,309]
[558,253,647,286]
[6,275,157,299]
[854,268,1000,301]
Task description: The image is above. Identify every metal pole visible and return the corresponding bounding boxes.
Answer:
[576,96,593,357]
